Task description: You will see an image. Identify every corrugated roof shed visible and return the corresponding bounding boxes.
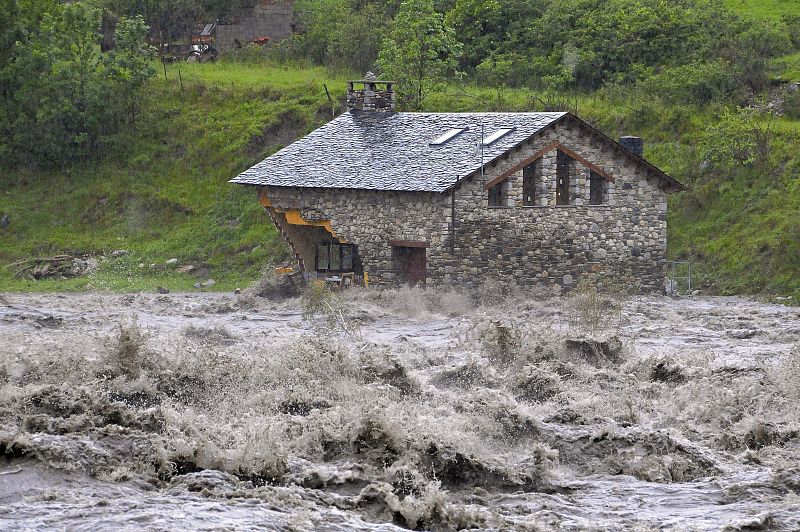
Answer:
[230,112,566,192]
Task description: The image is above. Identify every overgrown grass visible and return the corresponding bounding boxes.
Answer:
[0,63,347,292]
[724,0,800,20]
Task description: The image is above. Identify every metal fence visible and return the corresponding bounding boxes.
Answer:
[667,261,693,295]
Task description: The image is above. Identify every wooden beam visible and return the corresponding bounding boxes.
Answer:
[557,144,615,182]
[482,140,616,190]
[484,141,560,190]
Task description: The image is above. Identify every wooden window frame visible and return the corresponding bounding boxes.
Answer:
[556,150,571,206]
[522,159,538,206]
[487,181,506,207]
[589,170,605,205]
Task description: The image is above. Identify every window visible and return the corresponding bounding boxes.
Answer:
[430,128,467,145]
[522,159,538,206]
[556,150,571,205]
[342,245,354,270]
[329,243,341,271]
[589,171,604,205]
[316,243,329,270]
[316,243,357,272]
[482,127,515,146]
[488,182,505,207]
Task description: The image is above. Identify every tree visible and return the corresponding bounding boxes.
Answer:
[0,1,156,166]
[107,15,157,125]
[377,0,461,109]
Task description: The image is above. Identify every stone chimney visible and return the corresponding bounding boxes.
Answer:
[619,136,644,157]
[347,71,396,114]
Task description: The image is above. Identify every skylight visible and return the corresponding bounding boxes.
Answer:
[482,127,515,146]
[430,128,467,146]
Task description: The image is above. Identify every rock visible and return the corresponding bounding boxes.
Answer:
[149,263,156,270]
[156,286,170,294]
[562,273,573,286]
[69,258,98,276]
[111,250,129,258]
[138,263,145,269]
[728,329,758,340]
[251,271,304,299]
[166,258,178,266]
[691,289,700,296]
[201,279,216,287]
[650,361,685,383]
[193,282,202,289]
[0,213,9,228]
[176,265,195,274]
[565,336,623,366]
[788,82,799,93]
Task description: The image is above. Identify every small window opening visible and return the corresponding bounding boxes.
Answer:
[316,242,357,273]
[342,245,354,270]
[556,150,571,205]
[316,243,329,270]
[482,127,514,146]
[430,127,467,145]
[488,182,506,207]
[329,243,341,271]
[522,159,538,206]
[589,171,605,205]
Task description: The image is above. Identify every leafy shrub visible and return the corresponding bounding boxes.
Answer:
[302,281,362,339]
[698,109,773,170]
[784,89,800,120]
[636,61,739,106]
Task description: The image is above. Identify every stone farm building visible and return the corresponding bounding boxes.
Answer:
[211,0,293,54]
[231,77,684,292]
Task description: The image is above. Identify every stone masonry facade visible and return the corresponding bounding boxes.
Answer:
[215,0,293,54]
[259,115,669,293]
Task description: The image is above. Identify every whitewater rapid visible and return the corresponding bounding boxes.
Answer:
[1,289,798,530]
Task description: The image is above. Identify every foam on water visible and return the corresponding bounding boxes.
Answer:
[1,290,799,530]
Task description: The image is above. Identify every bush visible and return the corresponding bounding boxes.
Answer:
[636,61,739,106]
[784,89,800,120]
[302,281,362,339]
[698,108,773,170]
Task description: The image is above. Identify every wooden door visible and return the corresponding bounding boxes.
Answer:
[393,246,426,286]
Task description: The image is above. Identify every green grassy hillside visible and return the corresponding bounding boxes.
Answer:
[725,0,800,20]
[0,64,345,291]
[1,32,798,298]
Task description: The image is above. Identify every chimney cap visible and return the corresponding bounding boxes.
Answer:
[619,135,644,157]
[349,71,395,85]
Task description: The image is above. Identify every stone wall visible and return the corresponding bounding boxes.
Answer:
[261,188,448,285]
[215,0,293,53]
[259,116,670,293]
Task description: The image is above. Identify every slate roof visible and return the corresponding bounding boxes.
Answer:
[230,111,685,193]
[230,112,566,193]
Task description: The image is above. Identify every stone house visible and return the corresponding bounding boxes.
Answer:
[231,76,684,292]
[212,0,293,54]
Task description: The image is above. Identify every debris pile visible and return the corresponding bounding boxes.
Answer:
[5,255,98,280]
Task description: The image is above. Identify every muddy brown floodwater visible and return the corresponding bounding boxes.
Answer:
[1,288,799,531]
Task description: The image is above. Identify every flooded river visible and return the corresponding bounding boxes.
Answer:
[1,288,799,530]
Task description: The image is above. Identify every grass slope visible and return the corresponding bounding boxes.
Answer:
[724,0,800,20]
[1,59,797,298]
[0,63,345,291]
